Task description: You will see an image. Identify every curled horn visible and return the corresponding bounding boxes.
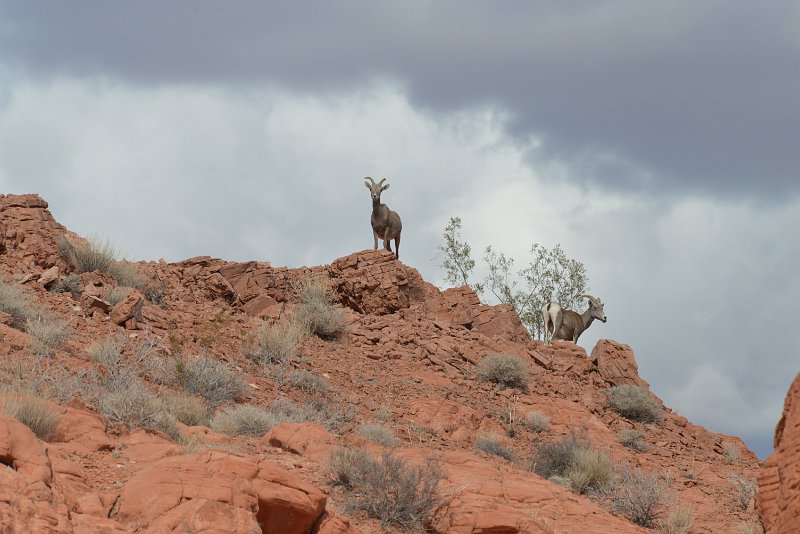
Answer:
[577,294,599,303]
[364,176,376,186]
[377,178,387,187]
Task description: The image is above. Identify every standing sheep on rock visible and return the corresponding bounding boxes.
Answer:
[542,295,607,344]
[364,177,402,259]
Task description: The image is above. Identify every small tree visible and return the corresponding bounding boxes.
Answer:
[439,217,589,339]
[438,217,482,291]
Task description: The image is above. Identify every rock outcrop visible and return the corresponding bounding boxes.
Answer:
[758,371,800,533]
[0,194,767,533]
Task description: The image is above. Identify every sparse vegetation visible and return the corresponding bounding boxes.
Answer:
[168,355,247,410]
[658,505,694,534]
[532,434,587,480]
[600,466,670,527]
[0,280,37,328]
[722,442,741,463]
[0,394,61,440]
[328,448,444,530]
[523,411,550,433]
[618,428,647,451]
[284,369,331,395]
[1,358,93,404]
[607,385,664,424]
[531,434,612,493]
[210,404,276,437]
[476,354,529,390]
[162,393,209,427]
[105,286,132,305]
[566,448,614,494]
[59,236,117,274]
[246,319,306,367]
[88,336,154,388]
[26,315,71,357]
[359,423,398,447]
[97,380,178,440]
[266,397,350,432]
[475,433,514,461]
[728,473,756,510]
[293,277,347,340]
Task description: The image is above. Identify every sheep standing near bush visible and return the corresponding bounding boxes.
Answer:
[364,177,402,259]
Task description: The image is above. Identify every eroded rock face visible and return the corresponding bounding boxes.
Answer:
[591,339,650,388]
[115,450,327,534]
[758,371,800,533]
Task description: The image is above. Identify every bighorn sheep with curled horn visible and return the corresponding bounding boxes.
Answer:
[364,177,402,259]
[542,295,606,344]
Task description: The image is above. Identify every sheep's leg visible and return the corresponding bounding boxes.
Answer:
[373,230,379,250]
[383,229,393,253]
[394,235,400,260]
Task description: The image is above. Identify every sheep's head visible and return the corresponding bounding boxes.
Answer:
[580,295,607,323]
[364,176,390,202]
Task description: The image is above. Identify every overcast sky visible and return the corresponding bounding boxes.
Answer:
[1,1,798,459]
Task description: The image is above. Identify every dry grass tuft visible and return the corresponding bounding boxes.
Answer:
[475,433,514,461]
[618,428,647,451]
[523,411,550,432]
[246,319,306,367]
[359,423,398,447]
[210,404,276,436]
[26,315,71,357]
[0,394,61,440]
[293,278,347,340]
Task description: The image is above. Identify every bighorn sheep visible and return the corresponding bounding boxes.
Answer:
[542,295,606,344]
[364,176,402,259]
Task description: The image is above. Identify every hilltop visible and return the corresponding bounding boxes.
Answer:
[0,194,771,533]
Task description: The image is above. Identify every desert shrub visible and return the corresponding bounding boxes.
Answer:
[607,385,664,424]
[59,236,117,274]
[728,473,756,510]
[87,336,154,388]
[283,369,331,394]
[601,466,670,527]
[266,397,350,432]
[0,394,60,440]
[328,448,444,530]
[105,286,132,305]
[359,423,398,447]
[566,448,614,494]
[618,428,647,451]
[523,411,550,432]
[97,380,178,439]
[171,355,247,410]
[107,260,147,289]
[475,433,514,461]
[162,393,209,427]
[2,358,93,404]
[476,354,529,390]
[658,505,694,534]
[293,278,346,340]
[722,442,741,463]
[0,280,37,328]
[246,319,306,366]
[531,434,587,480]
[210,404,276,436]
[26,315,71,357]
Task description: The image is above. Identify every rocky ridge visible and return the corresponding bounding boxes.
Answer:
[0,194,766,533]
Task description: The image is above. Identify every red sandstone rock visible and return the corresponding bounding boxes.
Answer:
[110,289,145,326]
[758,371,800,533]
[115,450,327,533]
[591,339,650,388]
[37,265,60,287]
[264,422,336,462]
